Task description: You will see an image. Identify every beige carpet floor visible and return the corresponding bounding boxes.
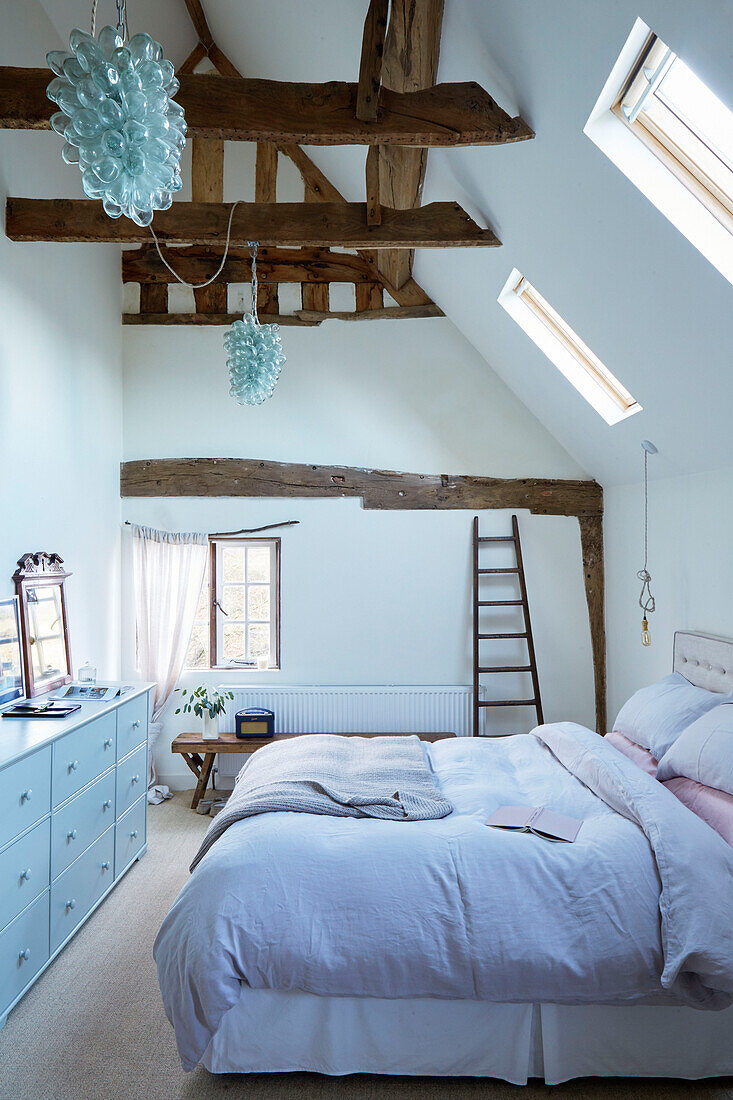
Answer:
[0,792,731,1100]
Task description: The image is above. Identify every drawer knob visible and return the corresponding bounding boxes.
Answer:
[68,759,79,772]
[103,799,112,810]
[129,829,138,839]
[67,829,77,840]
[21,789,32,802]
[18,948,30,962]
[131,775,140,785]
[104,738,113,748]
[101,860,111,871]
[20,867,31,881]
[132,720,141,729]
[65,898,76,911]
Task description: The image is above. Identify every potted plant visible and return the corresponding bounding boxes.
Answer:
[175,685,234,741]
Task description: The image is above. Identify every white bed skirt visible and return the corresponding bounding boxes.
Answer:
[201,991,733,1084]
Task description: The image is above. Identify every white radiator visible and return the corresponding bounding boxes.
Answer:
[214,685,475,787]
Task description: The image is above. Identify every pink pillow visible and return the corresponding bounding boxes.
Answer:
[605,730,658,777]
[663,777,733,848]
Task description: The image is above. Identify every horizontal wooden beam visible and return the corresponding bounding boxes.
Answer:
[7,198,499,248]
[122,245,381,285]
[121,304,443,325]
[120,458,602,518]
[0,68,534,146]
[296,304,442,322]
[122,312,321,327]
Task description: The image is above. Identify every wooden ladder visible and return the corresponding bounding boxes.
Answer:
[472,515,544,736]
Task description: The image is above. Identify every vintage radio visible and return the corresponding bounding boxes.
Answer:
[235,707,275,738]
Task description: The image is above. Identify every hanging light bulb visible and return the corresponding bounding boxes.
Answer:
[225,242,286,406]
[637,440,658,647]
[46,0,186,226]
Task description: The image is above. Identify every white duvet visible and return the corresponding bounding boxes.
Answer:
[154,723,733,1071]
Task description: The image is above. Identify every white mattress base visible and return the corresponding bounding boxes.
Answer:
[201,991,733,1083]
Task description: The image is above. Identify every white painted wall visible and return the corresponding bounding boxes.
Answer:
[122,318,595,787]
[606,465,733,725]
[0,1,123,679]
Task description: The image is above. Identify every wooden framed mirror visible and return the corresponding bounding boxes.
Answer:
[13,552,72,697]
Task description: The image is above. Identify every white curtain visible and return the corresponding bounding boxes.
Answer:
[130,524,208,804]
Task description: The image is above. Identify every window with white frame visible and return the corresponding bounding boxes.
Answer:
[585,20,733,285]
[616,35,733,234]
[497,269,642,426]
[185,538,280,669]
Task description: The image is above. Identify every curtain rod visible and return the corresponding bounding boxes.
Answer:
[124,520,300,536]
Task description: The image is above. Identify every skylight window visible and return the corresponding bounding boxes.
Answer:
[497,270,642,426]
[585,20,733,285]
[617,36,733,233]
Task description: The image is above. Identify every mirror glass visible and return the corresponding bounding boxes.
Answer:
[0,598,24,704]
[26,584,69,690]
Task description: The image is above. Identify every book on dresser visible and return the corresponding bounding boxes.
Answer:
[0,682,154,1030]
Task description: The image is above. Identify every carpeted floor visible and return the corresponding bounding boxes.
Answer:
[0,793,730,1100]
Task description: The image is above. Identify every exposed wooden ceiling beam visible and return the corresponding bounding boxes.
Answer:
[121,303,443,326]
[182,0,240,76]
[278,144,435,307]
[120,457,603,518]
[123,247,380,286]
[365,146,381,226]
[122,312,321,327]
[0,68,533,147]
[356,0,389,122]
[378,0,444,289]
[7,198,499,248]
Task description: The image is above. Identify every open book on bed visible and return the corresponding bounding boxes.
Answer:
[486,805,583,843]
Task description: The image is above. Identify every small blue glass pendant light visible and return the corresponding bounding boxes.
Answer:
[225,242,287,406]
[46,0,186,226]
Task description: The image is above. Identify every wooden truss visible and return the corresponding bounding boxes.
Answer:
[121,456,607,732]
[0,0,534,326]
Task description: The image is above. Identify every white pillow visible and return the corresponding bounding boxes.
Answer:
[657,703,733,797]
[613,672,731,761]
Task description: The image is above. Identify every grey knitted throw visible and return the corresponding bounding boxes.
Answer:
[190,734,453,871]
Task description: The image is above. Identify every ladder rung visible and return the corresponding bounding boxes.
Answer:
[477,568,519,574]
[478,536,515,543]
[478,699,537,707]
[478,632,527,639]
[477,600,524,606]
[478,666,532,673]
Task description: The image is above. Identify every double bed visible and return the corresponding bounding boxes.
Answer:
[155,631,733,1083]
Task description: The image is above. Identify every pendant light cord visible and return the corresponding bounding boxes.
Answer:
[637,447,655,615]
[148,200,245,290]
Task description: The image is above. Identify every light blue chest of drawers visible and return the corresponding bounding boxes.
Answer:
[0,683,153,1030]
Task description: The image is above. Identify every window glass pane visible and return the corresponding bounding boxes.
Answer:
[247,546,270,583]
[223,622,245,661]
[194,582,209,623]
[657,60,733,171]
[222,545,245,583]
[248,623,270,658]
[248,585,270,622]
[222,584,245,619]
[186,622,209,669]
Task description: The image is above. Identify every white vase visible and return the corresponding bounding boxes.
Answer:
[201,711,219,741]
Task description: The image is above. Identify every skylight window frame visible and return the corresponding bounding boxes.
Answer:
[614,34,733,237]
[497,269,642,427]
[584,18,733,287]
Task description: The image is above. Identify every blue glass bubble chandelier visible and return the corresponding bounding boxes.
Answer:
[46,0,185,226]
[224,242,287,406]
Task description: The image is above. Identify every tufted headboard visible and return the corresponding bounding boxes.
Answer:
[673,631,733,694]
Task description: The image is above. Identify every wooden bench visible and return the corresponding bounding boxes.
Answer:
[171,730,456,809]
